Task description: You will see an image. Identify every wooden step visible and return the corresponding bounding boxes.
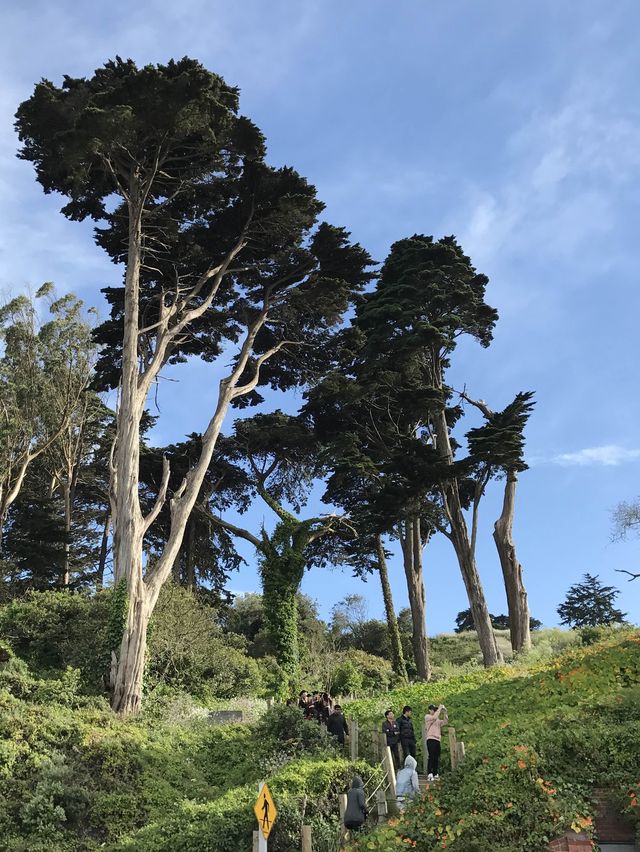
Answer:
[418,774,439,790]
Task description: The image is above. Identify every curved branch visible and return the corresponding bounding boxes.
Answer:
[616,568,640,582]
[143,455,170,534]
[202,506,263,550]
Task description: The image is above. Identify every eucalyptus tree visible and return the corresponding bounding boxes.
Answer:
[0,287,94,550]
[16,57,371,713]
[463,390,535,651]
[138,434,243,599]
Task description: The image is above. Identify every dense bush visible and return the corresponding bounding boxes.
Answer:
[114,755,375,852]
[330,649,394,696]
[0,587,265,701]
[0,591,110,689]
[345,632,640,851]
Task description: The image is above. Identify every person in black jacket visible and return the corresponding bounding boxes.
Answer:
[343,775,367,832]
[327,704,349,745]
[317,693,331,726]
[382,709,401,768]
[398,705,416,760]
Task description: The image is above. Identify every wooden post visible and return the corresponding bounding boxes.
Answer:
[301,824,312,852]
[253,830,259,852]
[448,727,458,771]
[422,718,429,774]
[456,740,465,765]
[339,792,348,841]
[349,718,359,761]
[375,788,388,824]
[382,745,397,798]
[371,727,380,762]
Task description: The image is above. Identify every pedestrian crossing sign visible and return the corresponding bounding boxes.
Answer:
[254,783,277,840]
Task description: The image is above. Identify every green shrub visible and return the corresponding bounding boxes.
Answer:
[254,704,332,761]
[113,756,374,852]
[0,590,110,689]
[345,632,640,851]
[331,649,394,696]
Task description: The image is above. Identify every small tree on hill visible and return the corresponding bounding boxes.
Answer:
[557,573,626,628]
[454,608,541,633]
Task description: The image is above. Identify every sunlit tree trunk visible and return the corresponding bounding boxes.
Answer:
[494,471,530,652]
[433,408,502,668]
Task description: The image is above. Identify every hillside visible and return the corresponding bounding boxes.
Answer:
[344,630,640,851]
[1,628,638,850]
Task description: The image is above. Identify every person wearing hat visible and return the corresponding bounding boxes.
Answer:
[424,703,448,780]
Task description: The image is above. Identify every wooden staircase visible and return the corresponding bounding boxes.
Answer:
[418,774,436,792]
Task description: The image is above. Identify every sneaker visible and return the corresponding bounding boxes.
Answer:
[433,774,440,780]
[426,773,434,781]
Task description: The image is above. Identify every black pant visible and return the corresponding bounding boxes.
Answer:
[401,739,416,761]
[427,738,441,775]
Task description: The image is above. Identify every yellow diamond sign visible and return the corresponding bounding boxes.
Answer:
[254,783,277,840]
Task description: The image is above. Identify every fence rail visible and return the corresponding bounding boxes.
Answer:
[250,713,465,849]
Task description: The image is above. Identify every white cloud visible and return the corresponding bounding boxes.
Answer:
[553,445,640,467]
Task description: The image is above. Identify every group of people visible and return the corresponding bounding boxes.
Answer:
[382,703,448,809]
[295,690,350,744]
[343,702,450,833]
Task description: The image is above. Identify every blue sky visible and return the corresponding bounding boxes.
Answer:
[1,0,640,632]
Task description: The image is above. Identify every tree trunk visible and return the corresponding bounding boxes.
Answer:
[494,471,531,652]
[260,548,304,688]
[185,519,196,589]
[96,507,110,589]
[375,534,408,682]
[110,194,149,713]
[399,517,430,681]
[111,573,151,714]
[62,478,71,587]
[433,408,502,667]
[109,192,266,714]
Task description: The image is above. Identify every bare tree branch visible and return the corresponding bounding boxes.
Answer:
[143,454,170,534]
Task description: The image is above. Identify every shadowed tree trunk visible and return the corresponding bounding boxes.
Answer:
[96,508,110,589]
[433,408,502,668]
[399,517,430,681]
[494,471,531,652]
[375,534,408,682]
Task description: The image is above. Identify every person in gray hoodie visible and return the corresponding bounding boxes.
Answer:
[395,754,419,811]
[343,775,367,832]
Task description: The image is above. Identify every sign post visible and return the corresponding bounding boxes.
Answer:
[254,782,277,851]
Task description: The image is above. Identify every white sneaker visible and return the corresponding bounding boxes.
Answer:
[433,774,440,780]
[426,773,433,781]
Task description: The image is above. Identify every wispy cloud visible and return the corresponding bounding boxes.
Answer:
[552,445,640,467]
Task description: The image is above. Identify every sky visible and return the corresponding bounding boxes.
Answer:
[1,0,640,633]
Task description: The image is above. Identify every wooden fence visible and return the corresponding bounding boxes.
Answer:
[251,714,465,849]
